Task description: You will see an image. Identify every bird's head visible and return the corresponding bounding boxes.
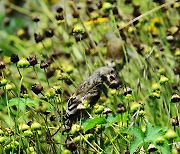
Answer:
[99,66,121,89]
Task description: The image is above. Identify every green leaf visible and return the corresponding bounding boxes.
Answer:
[106,113,129,128]
[130,126,144,154]
[144,123,164,143]
[82,118,106,132]
[8,98,52,112]
[156,143,170,154]
[8,98,26,112]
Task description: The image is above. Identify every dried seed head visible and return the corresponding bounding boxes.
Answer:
[32,17,40,22]
[148,144,157,153]
[3,17,10,26]
[0,90,5,97]
[10,54,19,63]
[65,78,73,85]
[113,7,118,15]
[56,6,63,13]
[65,140,77,151]
[86,0,92,5]
[50,115,56,121]
[123,87,132,96]
[51,50,62,59]
[96,1,102,9]
[72,10,79,18]
[56,14,64,20]
[31,83,43,95]
[62,125,70,134]
[27,55,37,66]
[170,117,179,126]
[173,66,180,75]
[45,29,54,38]
[171,94,180,103]
[124,0,132,4]
[46,68,55,78]
[34,33,44,43]
[116,103,126,113]
[103,107,112,114]
[0,61,5,69]
[124,150,130,154]
[40,60,48,69]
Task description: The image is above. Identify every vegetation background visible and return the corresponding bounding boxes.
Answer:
[0,0,179,153]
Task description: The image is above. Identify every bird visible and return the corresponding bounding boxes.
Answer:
[105,32,125,69]
[64,66,120,125]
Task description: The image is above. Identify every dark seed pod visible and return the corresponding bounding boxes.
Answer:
[0,90,5,97]
[170,117,179,126]
[40,60,48,69]
[173,66,180,75]
[153,0,165,5]
[87,6,95,12]
[113,7,119,15]
[0,61,5,69]
[32,17,40,22]
[148,144,157,153]
[65,140,77,151]
[65,78,73,85]
[0,49,3,54]
[46,68,55,78]
[27,121,32,126]
[45,29,54,38]
[124,0,132,4]
[27,55,37,66]
[10,54,19,63]
[133,3,141,17]
[123,87,132,96]
[43,111,50,115]
[3,17,10,26]
[171,94,180,103]
[103,107,112,114]
[20,84,27,96]
[116,103,126,113]
[86,0,92,5]
[31,83,43,95]
[51,50,62,59]
[34,33,44,43]
[56,6,63,13]
[50,115,56,121]
[72,11,79,18]
[56,14,64,20]
[62,125,70,134]
[81,32,88,40]
[96,1,102,9]
[124,150,130,154]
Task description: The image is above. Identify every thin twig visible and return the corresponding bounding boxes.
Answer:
[119,0,177,30]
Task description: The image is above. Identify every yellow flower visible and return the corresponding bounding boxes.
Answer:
[151,17,163,27]
[44,0,58,4]
[148,17,163,34]
[84,17,108,26]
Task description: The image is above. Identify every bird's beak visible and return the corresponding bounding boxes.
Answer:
[106,74,120,89]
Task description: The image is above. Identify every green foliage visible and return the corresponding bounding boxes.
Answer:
[8,98,52,112]
[130,123,169,154]
[82,118,106,132]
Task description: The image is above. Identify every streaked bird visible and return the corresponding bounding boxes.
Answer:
[64,66,120,125]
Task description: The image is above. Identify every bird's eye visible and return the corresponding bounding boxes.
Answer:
[110,70,114,74]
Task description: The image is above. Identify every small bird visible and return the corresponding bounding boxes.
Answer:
[105,32,125,69]
[64,66,120,125]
